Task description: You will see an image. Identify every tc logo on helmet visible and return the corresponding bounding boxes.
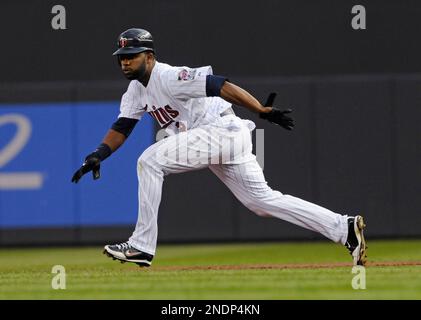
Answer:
[119,38,128,48]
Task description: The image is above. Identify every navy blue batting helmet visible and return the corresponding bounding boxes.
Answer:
[112,28,154,56]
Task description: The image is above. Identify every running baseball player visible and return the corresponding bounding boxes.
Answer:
[71,28,367,267]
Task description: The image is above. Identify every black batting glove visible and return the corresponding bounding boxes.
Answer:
[260,108,294,130]
[259,93,295,131]
[71,143,112,183]
[71,153,101,183]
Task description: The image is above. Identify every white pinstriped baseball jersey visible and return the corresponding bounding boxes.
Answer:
[118,61,233,133]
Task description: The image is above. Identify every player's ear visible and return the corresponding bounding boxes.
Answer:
[146,51,155,61]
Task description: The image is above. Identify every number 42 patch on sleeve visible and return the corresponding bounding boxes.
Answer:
[177,68,197,81]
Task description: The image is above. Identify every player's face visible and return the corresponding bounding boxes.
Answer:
[119,52,149,81]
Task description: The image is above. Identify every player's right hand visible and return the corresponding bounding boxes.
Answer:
[71,153,101,183]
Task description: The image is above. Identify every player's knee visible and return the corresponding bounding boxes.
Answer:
[254,210,272,218]
[242,189,281,217]
[137,154,160,174]
[244,201,272,217]
[238,196,266,216]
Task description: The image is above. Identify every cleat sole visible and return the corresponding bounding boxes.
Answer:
[136,262,151,268]
[356,216,367,266]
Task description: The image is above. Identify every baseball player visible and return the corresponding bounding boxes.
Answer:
[71,28,367,267]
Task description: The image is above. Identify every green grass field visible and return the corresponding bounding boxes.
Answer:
[0,240,420,299]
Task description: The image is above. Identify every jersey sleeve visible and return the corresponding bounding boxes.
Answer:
[118,81,145,120]
[164,65,213,101]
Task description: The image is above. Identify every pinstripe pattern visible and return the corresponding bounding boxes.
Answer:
[209,160,348,243]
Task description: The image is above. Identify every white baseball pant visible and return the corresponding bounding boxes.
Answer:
[128,115,349,255]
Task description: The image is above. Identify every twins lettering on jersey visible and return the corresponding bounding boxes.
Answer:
[148,104,180,128]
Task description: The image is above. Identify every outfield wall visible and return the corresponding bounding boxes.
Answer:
[0,74,420,245]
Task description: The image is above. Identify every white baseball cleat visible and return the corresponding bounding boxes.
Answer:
[345,215,367,266]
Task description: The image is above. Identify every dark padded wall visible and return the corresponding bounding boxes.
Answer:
[315,79,395,236]
[1,75,420,245]
[394,79,421,236]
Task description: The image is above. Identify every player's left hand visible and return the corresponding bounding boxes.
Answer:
[71,154,101,183]
[259,93,295,131]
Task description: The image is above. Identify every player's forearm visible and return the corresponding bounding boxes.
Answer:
[102,129,126,152]
[220,81,271,114]
[93,118,136,161]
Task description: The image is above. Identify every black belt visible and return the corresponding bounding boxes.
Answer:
[220,107,235,117]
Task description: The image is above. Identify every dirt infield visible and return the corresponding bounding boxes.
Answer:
[149,261,421,271]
